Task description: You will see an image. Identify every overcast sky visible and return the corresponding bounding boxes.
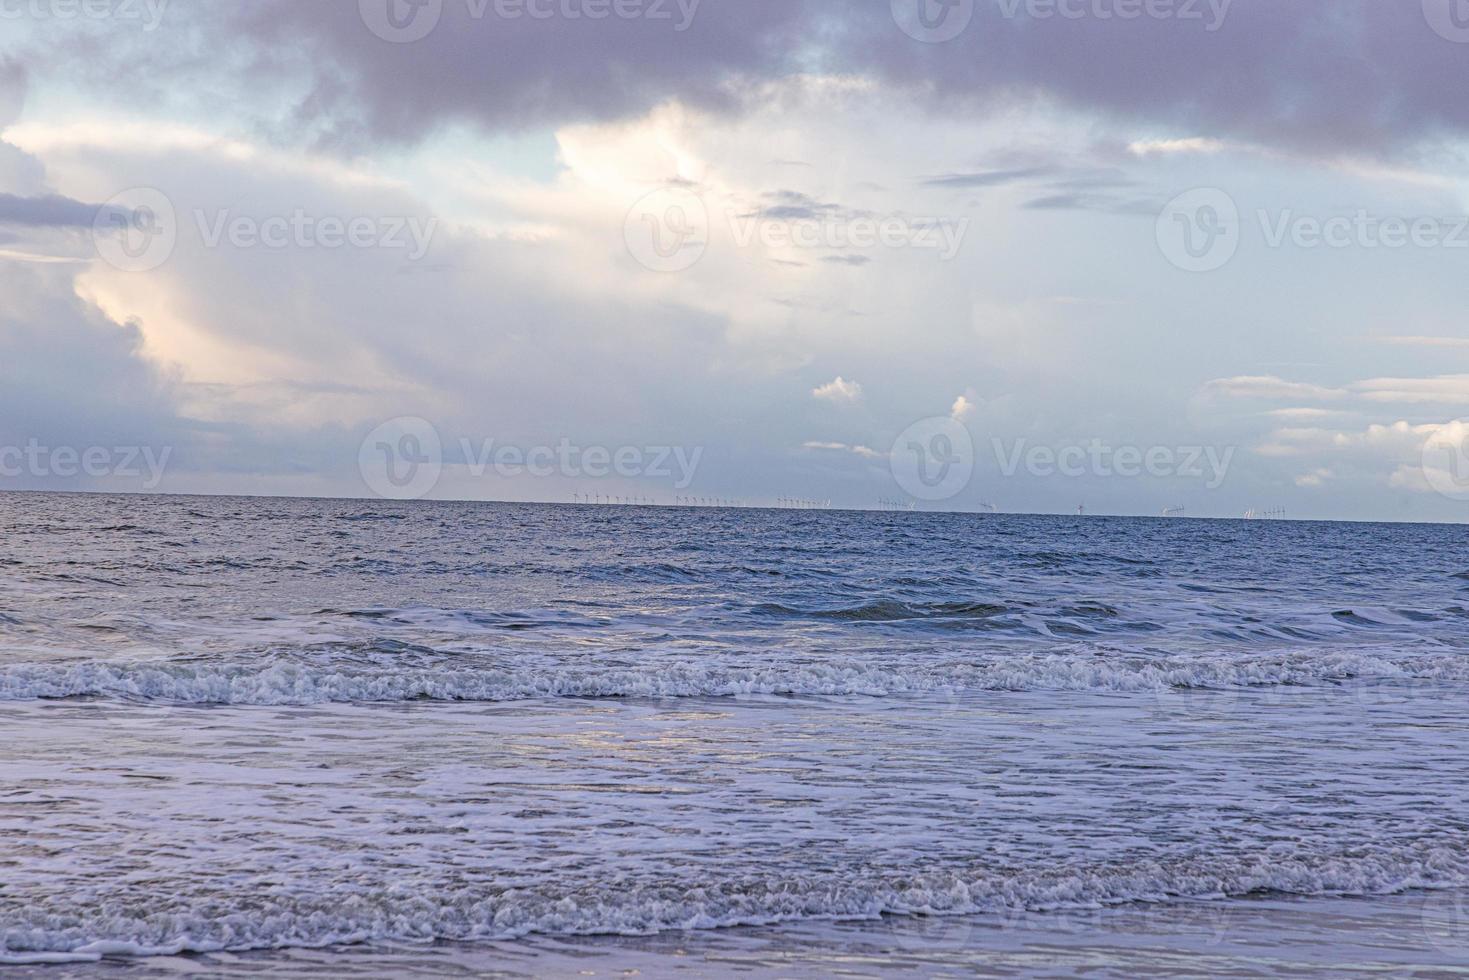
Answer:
[1,0,1467,521]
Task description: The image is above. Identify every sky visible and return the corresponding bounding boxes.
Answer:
[1,0,1468,521]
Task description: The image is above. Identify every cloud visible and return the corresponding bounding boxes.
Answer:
[0,192,102,227]
[951,394,975,420]
[1203,376,1348,402]
[1264,407,1354,422]
[1127,138,1227,156]
[756,190,846,222]
[30,3,1469,158]
[1353,375,1469,404]
[0,260,185,476]
[210,0,814,146]
[0,59,24,130]
[803,441,880,460]
[919,167,1056,189]
[1207,373,1469,409]
[1256,420,1437,459]
[812,376,862,403]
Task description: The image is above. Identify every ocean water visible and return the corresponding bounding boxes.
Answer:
[2,492,1468,976]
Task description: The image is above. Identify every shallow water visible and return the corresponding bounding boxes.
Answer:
[1,493,1467,972]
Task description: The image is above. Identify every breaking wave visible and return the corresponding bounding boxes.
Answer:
[1,648,1466,705]
[3,839,1466,964]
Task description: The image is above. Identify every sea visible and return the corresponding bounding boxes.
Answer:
[1,492,1467,977]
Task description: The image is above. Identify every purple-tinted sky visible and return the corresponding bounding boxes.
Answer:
[1,0,1467,519]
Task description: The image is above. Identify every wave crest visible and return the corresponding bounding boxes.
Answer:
[3,839,1465,963]
[1,649,1465,706]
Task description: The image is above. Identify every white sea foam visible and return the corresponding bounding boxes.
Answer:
[0,649,1465,705]
[3,840,1466,963]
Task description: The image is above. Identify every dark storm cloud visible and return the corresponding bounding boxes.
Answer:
[220,0,819,144]
[851,1,1469,156]
[190,1,1469,155]
[15,3,1469,156]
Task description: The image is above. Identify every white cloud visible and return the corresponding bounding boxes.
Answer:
[1206,373,1469,408]
[1264,407,1353,422]
[1127,137,1227,156]
[951,394,975,420]
[1257,420,1438,459]
[1203,376,1347,402]
[803,441,880,459]
[1352,375,1469,405]
[812,376,863,404]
